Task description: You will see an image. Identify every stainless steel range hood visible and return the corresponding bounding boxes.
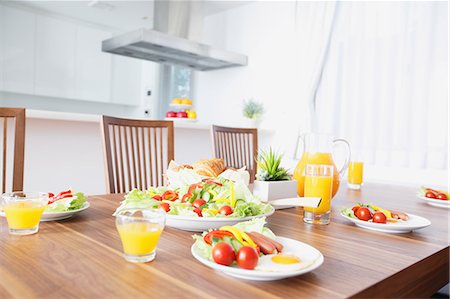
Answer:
[102,28,247,71]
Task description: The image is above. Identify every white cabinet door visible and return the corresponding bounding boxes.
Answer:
[35,15,76,98]
[75,26,111,103]
[0,5,36,94]
[111,55,141,106]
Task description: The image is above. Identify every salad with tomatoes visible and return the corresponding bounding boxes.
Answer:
[418,187,449,201]
[113,177,273,218]
[341,203,408,224]
[45,189,87,212]
[192,218,284,270]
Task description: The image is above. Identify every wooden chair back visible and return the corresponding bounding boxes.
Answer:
[101,116,174,194]
[211,125,258,182]
[0,108,25,193]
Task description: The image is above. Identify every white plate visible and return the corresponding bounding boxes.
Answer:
[0,202,90,222]
[191,236,324,281]
[166,207,275,232]
[340,212,431,234]
[417,195,450,209]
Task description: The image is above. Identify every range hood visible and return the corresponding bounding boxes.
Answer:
[102,28,247,71]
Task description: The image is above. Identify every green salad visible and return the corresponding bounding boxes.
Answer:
[113,174,273,218]
[45,190,87,212]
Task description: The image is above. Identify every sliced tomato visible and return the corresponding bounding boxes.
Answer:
[159,203,170,212]
[203,230,234,245]
[152,195,163,201]
[161,190,178,201]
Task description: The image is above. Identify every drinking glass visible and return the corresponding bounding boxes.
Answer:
[116,208,166,263]
[348,161,364,190]
[303,164,334,225]
[1,192,48,235]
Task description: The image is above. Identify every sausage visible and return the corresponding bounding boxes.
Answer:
[246,232,276,254]
[249,231,284,253]
[390,211,408,221]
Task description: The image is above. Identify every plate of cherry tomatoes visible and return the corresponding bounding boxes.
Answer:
[417,187,450,209]
[340,204,431,234]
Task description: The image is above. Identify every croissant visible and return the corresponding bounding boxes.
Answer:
[192,158,225,177]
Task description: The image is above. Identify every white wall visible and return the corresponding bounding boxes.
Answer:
[197,1,302,157]
[24,118,106,195]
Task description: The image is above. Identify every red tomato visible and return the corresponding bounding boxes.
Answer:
[372,211,387,224]
[236,246,259,270]
[355,207,372,221]
[193,207,202,217]
[192,199,207,209]
[212,242,235,266]
[152,195,162,201]
[159,203,170,212]
[351,206,360,216]
[219,205,233,216]
[162,190,178,201]
[425,191,437,199]
[436,193,448,200]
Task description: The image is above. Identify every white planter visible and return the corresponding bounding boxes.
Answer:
[244,118,261,128]
[253,180,298,205]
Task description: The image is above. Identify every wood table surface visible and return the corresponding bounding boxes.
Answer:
[0,183,448,298]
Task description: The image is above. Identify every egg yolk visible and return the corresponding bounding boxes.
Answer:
[271,254,301,264]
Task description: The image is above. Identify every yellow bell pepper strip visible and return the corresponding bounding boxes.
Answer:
[219,226,257,248]
[370,204,392,219]
[230,185,236,208]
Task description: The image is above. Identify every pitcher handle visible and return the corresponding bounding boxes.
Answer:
[333,138,351,177]
[293,135,305,160]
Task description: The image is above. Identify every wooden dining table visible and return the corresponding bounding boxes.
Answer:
[0,182,448,298]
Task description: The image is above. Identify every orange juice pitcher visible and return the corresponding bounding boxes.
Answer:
[293,133,351,198]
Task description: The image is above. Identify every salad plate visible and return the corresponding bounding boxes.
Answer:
[340,212,431,233]
[417,196,450,209]
[39,201,90,221]
[166,207,274,232]
[191,218,324,281]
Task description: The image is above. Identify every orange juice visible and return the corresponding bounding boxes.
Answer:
[117,222,163,255]
[304,175,333,214]
[3,202,46,229]
[348,162,364,184]
[293,152,340,197]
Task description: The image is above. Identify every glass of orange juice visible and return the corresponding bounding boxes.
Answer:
[303,164,334,225]
[1,192,48,235]
[116,209,165,263]
[348,161,364,190]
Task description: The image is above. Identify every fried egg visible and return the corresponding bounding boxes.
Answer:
[255,253,316,272]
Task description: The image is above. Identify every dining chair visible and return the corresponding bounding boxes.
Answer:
[101,116,174,193]
[0,108,26,193]
[211,125,258,182]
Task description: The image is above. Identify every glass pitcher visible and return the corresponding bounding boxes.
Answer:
[293,133,351,198]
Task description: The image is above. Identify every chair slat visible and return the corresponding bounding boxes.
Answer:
[2,117,7,193]
[101,116,174,194]
[211,125,258,182]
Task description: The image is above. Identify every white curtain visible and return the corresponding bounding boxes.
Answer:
[315,1,448,170]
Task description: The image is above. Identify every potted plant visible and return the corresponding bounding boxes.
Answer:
[252,148,298,204]
[242,98,264,127]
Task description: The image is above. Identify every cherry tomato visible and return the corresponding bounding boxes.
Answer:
[159,203,170,212]
[192,199,207,209]
[219,205,233,216]
[372,211,387,224]
[236,246,259,270]
[212,242,235,266]
[351,206,360,216]
[436,193,448,200]
[193,207,202,217]
[425,191,437,199]
[152,195,162,201]
[355,207,372,221]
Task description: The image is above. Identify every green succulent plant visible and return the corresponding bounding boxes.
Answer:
[242,99,264,120]
[256,148,291,181]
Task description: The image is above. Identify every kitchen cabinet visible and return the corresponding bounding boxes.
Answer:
[111,55,141,106]
[75,26,112,103]
[0,5,36,94]
[35,14,77,98]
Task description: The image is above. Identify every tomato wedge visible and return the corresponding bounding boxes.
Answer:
[161,190,178,201]
[203,230,235,245]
